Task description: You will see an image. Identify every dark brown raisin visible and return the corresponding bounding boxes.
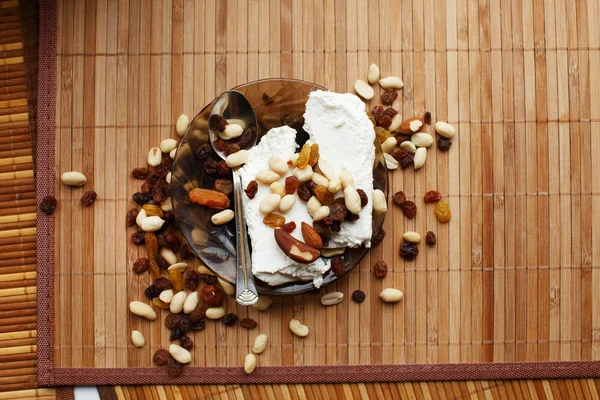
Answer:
[195,143,212,160]
[179,315,191,332]
[381,90,398,105]
[373,260,388,278]
[144,284,162,299]
[283,113,305,127]
[371,105,384,121]
[180,244,194,260]
[133,192,151,206]
[141,181,151,194]
[234,128,253,148]
[203,159,218,175]
[126,208,138,226]
[163,211,175,224]
[382,107,398,118]
[199,274,218,285]
[131,230,145,245]
[209,114,227,132]
[331,256,345,276]
[184,270,199,290]
[239,318,257,329]
[154,277,173,291]
[400,241,419,260]
[395,149,414,169]
[214,138,227,152]
[330,221,341,232]
[170,328,185,341]
[155,254,170,270]
[305,181,317,194]
[180,336,193,351]
[281,221,296,233]
[426,231,437,246]
[356,189,368,208]
[152,165,169,179]
[376,113,392,129]
[216,160,231,177]
[153,349,170,365]
[213,179,233,196]
[392,191,406,206]
[345,211,360,221]
[297,182,312,201]
[164,230,181,251]
[400,201,417,218]
[191,319,206,331]
[323,217,333,225]
[161,156,174,169]
[285,176,300,194]
[223,143,241,156]
[437,137,452,151]
[424,111,432,124]
[312,220,331,238]
[244,180,258,199]
[132,167,150,179]
[202,285,224,307]
[351,290,366,303]
[80,190,97,206]
[166,357,184,377]
[221,313,238,326]
[189,305,207,323]
[328,202,347,221]
[424,190,442,203]
[151,185,168,203]
[133,258,150,274]
[165,314,182,330]
[372,228,386,247]
[157,232,169,249]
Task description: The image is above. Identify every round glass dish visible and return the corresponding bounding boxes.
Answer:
[171,78,388,295]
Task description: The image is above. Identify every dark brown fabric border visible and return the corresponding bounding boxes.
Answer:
[35,0,600,388]
[56,387,75,400]
[36,0,57,387]
[97,386,118,400]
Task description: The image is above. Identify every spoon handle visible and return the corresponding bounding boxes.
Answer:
[232,169,259,305]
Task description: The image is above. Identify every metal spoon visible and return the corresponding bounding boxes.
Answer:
[209,90,259,306]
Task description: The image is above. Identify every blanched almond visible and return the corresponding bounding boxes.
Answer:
[344,187,361,215]
[380,288,404,303]
[270,182,286,197]
[211,209,234,225]
[252,334,268,354]
[259,194,281,215]
[306,196,322,217]
[169,291,187,314]
[411,132,434,148]
[367,63,380,84]
[136,208,148,227]
[225,150,249,168]
[434,121,456,138]
[316,158,336,180]
[379,76,404,89]
[140,216,165,232]
[160,248,177,265]
[218,277,235,296]
[148,147,162,166]
[183,291,200,314]
[414,147,427,170]
[381,137,397,154]
[176,114,190,136]
[400,141,417,153]
[268,156,289,175]
[372,189,387,213]
[244,353,257,374]
[206,306,226,319]
[159,138,178,153]
[131,330,145,348]
[289,319,309,337]
[61,171,87,186]
[339,170,354,189]
[159,289,174,303]
[311,172,329,187]
[129,301,156,320]
[312,205,330,222]
[354,79,374,100]
[292,165,313,182]
[256,170,280,184]
[384,153,399,170]
[221,123,244,140]
[402,231,421,243]
[168,262,188,271]
[169,344,192,364]
[328,177,341,193]
[388,113,403,132]
[279,194,296,213]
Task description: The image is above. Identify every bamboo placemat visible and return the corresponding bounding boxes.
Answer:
[30,0,600,395]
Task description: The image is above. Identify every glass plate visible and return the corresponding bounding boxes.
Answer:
[171,78,388,295]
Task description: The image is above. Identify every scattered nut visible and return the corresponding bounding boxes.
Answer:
[321,292,344,306]
[289,319,309,337]
[411,132,434,148]
[289,153,299,167]
[301,222,323,249]
[383,153,399,170]
[259,194,281,215]
[183,291,200,314]
[354,79,374,100]
[211,209,235,225]
[159,138,178,153]
[367,63,380,84]
[169,149,177,159]
[129,301,157,320]
[372,189,387,213]
[244,353,257,374]
[388,113,403,132]
[169,291,187,314]
[140,216,165,232]
[435,121,456,138]
[320,247,346,257]
[380,288,404,303]
[274,229,321,264]
[402,231,421,243]
[279,194,296,213]
[131,330,145,348]
[292,165,313,182]
[256,170,281,184]
[268,156,289,175]
[397,117,424,134]
[313,205,330,221]
[270,182,286,197]
[306,196,322,217]
[225,149,249,168]
[176,114,190,136]
[168,262,188,271]
[328,177,341,193]
[426,231,437,245]
[148,147,162,166]
[379,76,404,89]
[317,158,336,180]
[343,187,361,215]
[61,171,87,187]
[252,334,268,354]
[218,277,235,296]
[169,344,192,364]
[400,141,417,153]
[251,295,273,311]
[160,197,172,211]
[413,147,427,169]
[160,248,177,265]
[206,306,226,320]
[311,172,329,187]
[339,170,354,189]
[221,123,244,140]
[381,137,397,154]
[159,289,174,303]
[136,208,148,227]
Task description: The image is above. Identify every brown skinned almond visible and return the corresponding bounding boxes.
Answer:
[301,222,323,250]
[274,229,321,264]
[396,117,424,135]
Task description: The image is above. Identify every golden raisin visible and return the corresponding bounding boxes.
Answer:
[263,213,286,228]
[143,204,164,218]
[366,112,376,126]
[314,184,334,205]
[189,188,230,209]
[296,144,310,169]
[169,269,185,292]
[152,297,170,309]
[374,126,392,143]
[308,144,320,167]
[434,200,451,222]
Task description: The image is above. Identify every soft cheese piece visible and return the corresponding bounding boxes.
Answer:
[239,126,330,286]
[303,90,375,247]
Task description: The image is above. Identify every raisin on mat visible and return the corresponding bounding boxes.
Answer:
[153,349,170,365]
[165,314,182,330]
[131,230,145,245]
[424,111,432,124]
[392,191,406,206]
[126,208,138,226]
[199,274,218,285]
[221,313,238,326]
[331,256,346,277]
[191,319,206,331]
[180,336,193,351]
[132,167,150,179]
[144,284,162,300]
[381,89,398,105]
[189,306,206,323]
[400,201,417,218]
[351,290,366,303]
[133,192,152,206]
[40,196,58,215]
[244,180,258,199]
[437,137,452,151]
[170,328,185,341]
[132,258,150,274]
[154,277,173,291]
[155,254,170,270]
[179,316,191,332]
[184,270,199,290]
[399,242,419,260]
[376,113,392,129]
[426,231,437,246]
[180,244,194,260]
[424,190,442,203]
[373,260,388,279]
[80,190,97,206]
[240,318,258,329]
[166,357,184,377]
